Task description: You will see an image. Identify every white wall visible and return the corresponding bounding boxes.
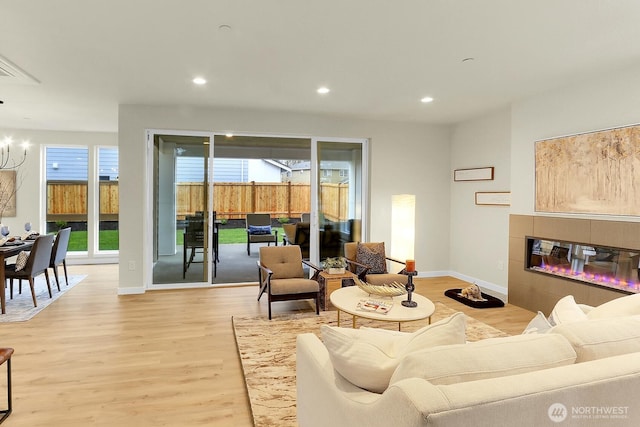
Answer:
[511,63,640,219]
[449,108,512,293]
[117,105,451,292]
[0,128,117,260]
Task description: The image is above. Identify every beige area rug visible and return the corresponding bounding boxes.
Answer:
[0,274,86,322]
[232,302,508,427]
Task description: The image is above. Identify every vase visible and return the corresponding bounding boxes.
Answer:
[328,267,345,275]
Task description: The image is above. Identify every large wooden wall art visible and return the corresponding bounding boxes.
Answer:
[535,124,640,216]
[0,171,16,219]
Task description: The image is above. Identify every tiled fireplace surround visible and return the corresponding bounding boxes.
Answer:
[509,215,640,314]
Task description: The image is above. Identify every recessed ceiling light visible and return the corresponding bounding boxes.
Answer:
[193,77,207,85]
[218,24,232,31]
[421,96,434,103]
[317,87,330,94]
[462,57,475,63]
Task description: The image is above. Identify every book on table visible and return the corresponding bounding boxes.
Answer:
[356,298,393,314]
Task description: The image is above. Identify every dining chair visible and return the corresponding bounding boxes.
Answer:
[49,227,71,291]
[5,234,55,307]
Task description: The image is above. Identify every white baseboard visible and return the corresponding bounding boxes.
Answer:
[447,271,508,299]
[415,270,508,300]
[117,287,145,295]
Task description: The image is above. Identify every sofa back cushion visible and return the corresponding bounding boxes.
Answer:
[550,315,640,362]
[586,293,640,320]
[390,333,576,386]
[321,312,466,393]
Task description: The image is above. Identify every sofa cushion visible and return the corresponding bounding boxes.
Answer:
[320,312,466,393]
[548,295,587,325]
[550,315,640,362]
[586,293,640,320]
[522,311,553,334]
[390,333,576,386]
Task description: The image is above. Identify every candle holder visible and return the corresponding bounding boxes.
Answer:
[402,271,418,308]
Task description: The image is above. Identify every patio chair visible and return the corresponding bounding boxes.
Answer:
[257,245,321,319]
[246,213,277,256]
[282,222,310,259]
[344,242,409,286]
[183,214,205,278]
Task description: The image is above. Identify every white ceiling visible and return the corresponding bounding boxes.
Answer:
[2,0,640,133]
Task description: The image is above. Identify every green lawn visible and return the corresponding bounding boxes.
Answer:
[67,227,284,252]
[68,230,120,251]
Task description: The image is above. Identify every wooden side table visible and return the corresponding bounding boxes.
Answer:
[317,270,358,310]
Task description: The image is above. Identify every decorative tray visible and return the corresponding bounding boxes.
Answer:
[355,278,407,297]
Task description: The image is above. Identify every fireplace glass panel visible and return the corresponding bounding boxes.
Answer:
[526,237,640,294]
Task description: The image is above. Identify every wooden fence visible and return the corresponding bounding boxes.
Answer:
[47,181,119,221]
[46,181,350,222]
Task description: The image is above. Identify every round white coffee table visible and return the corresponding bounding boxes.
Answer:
[329,286,435,331]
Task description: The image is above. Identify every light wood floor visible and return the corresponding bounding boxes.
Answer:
[0,265,534,426]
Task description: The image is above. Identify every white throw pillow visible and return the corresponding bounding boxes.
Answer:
[551,315,640,362]
[321,312,466,393]
[548,295,587,325]
[586,293,640,320]
[389,333,576,386]
[522,311,553,334]
[15,251,30,272]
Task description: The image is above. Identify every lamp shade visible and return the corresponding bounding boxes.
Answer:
[391,194,415,263]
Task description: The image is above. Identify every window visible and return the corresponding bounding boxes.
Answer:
[46,147,88,252]
[98,147,119,251]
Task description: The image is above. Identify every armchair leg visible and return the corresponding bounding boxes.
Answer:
[0,348,13,424]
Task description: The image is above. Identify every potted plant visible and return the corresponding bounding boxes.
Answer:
[323,257,347,275]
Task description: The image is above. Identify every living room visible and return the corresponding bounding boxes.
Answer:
[2,2,640,426]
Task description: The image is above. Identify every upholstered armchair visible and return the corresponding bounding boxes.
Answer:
[246,213,278,256]
[257,245,321,319]
[343,242,409,286]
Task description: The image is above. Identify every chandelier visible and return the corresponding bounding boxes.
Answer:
[0,137,29,169]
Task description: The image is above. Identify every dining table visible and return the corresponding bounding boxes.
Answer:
[0,239,34,314]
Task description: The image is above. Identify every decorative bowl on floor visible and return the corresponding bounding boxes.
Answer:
[355,278,407,297]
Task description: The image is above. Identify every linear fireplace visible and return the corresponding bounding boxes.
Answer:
[526,236,640,294]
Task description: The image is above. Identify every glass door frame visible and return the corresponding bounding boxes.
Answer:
[145,129,216,290]
[310,137,369,264]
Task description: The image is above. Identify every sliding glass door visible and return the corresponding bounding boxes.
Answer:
[311,138,367,262]
[151,132,214,285]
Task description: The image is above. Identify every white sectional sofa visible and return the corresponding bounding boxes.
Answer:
[297,296,640,427]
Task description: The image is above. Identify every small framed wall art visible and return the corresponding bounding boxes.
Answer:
[453,167,494,182]
[475,191,511,206]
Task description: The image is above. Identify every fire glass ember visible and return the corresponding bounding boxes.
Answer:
[526,237,640,294]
